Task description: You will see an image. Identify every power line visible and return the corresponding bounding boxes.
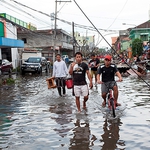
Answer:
[1,0,119,48]
[73,0,150,89]
[0,0,52,26]
[106,0,129,29]
[0,15,69,49]
[1,0,119,47]
[9,0,119,33]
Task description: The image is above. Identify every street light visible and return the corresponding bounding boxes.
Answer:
[122,23,138,57]
[122,23,137,38]
[122,23,136,27]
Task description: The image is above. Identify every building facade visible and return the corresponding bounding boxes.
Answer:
[0,16,24,68]
[17,28,73,63]
[112,20,150,58]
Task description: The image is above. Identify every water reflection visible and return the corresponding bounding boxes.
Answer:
[49,102,73,138]
[101,119,125,150]
[69,113,90,150]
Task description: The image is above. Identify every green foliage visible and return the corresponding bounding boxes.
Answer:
[132,38,143,56]
[6,78,15,84]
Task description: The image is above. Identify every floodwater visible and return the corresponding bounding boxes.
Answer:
[0,73,150,150]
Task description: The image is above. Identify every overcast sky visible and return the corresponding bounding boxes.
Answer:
[0,0,150,48]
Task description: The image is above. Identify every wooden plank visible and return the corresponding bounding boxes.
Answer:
[46,77,56,89]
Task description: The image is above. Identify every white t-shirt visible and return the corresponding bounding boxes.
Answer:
[52,60,68,77]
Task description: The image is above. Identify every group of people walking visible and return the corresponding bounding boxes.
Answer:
[52,52,122,113]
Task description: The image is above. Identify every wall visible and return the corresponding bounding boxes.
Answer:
[6,22,17,39]
[18,33,54,48]
[6,22,19,68]
[19,32,72,49]
[17,30,73,61]
[11,48,19,68]
[121,41,131,51]
[22,52,42,61]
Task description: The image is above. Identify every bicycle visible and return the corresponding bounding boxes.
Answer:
[106,85,116,118]
[99,81,120,118]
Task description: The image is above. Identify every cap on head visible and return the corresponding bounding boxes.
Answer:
[104,55,112,61]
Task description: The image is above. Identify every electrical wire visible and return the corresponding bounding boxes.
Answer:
[73,0,150,89]
[106,0,129,30]
[57,1,67,14]
[0,0,52,26]
[1,0,149,89]
[2,0,119,47]
[1,0,118,48]
[1,0,119,47]
[9,0,120,33]
[0,16,66,49]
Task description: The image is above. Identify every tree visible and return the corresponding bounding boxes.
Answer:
[132,39,143,56]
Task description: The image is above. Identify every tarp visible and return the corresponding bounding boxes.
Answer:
[0,37,24,48]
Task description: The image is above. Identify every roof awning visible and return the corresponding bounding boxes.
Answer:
[140,33,149,35]
[0,37,24,48]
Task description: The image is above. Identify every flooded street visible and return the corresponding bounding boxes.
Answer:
[0,73,150,150]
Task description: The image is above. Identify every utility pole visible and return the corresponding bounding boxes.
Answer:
[72,22,75,57]
[52,0,57,63]
[52,0,71,63]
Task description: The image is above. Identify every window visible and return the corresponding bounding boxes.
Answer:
[27,57,40,63]
[140,34,148,41]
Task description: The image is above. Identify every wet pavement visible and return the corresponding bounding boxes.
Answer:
[0,73,150,150]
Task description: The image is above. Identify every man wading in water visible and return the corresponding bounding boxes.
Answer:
[69,52,93,113]
[52,54,68,97]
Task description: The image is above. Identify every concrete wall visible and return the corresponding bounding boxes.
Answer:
[24,35,55,48]
[22,52,42,61]
[17,30,73,62]
[18,30,73,49]
[18,33,66,48]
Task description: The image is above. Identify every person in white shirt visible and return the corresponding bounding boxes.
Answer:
[52,54,68,96]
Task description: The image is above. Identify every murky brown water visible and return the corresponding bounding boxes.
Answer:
[0,73,150,150]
